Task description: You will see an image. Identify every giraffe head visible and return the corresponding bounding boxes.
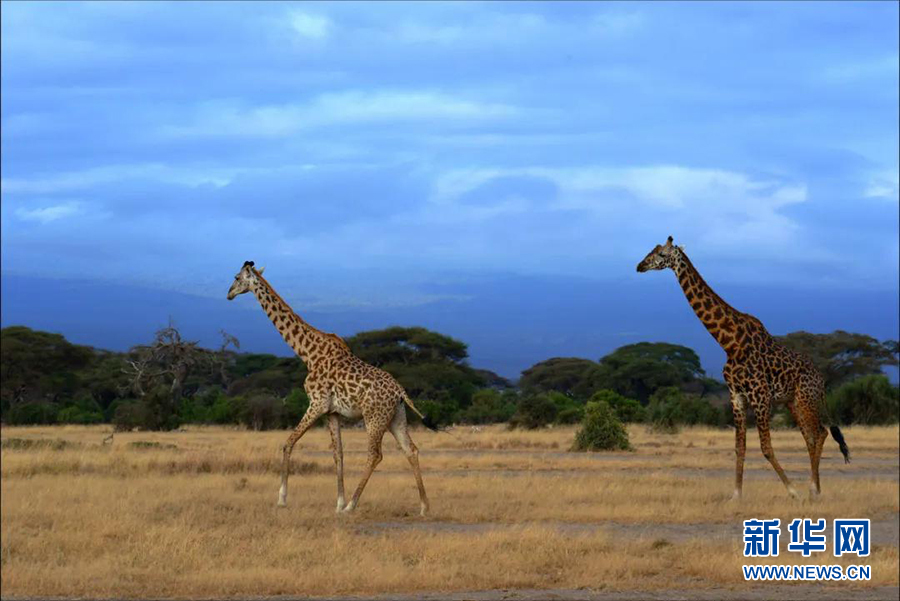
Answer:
[636,236,682,272]
[226,260,264,300]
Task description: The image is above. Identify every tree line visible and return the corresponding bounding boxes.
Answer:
[1,324,897,431]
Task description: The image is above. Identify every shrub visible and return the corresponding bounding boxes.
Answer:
[509,393,558,429]
[416,397,458,426]
[588,389,647,423]
[207,392,241,424]
[113,401,151,431]
[572,400,631,451]
[58,393,104,424]
[5,401,59,425]
[556,406,585,424]
[240,393,284,431]
[828,375,899,425]
[459,389,517,424]
[647,386,721,431]
[57,405,103,424]
[282,388,310,426]
[113,386,180,431]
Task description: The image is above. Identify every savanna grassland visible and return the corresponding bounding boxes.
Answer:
[1,424,898,600]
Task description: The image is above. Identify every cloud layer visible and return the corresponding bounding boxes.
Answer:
[2,1,898,313]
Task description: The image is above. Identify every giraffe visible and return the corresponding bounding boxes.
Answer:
[636,237,849,500]
[227,261,434,516]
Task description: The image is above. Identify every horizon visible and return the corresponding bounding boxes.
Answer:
[2,1,898,379]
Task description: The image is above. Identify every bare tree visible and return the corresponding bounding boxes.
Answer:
[122,319,240,399]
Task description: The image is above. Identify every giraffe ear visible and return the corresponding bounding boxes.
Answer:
[258,266,265,275]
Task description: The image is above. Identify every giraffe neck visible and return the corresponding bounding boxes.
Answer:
[671,250,742,352]
[251,275,332,369]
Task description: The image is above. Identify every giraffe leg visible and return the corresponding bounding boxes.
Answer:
[791,387,828,497]
[730,393,747,501]
[752,397,799,499]
[342,422,386,513]
[278,406,325,507]
[327,414,346,512]
[389,406,430,517]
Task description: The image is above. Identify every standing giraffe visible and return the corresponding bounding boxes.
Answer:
[227,261,434,515]
[636,237,849,500]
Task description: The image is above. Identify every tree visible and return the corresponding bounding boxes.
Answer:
[121,321,238,430]
[588,390,647,423]
[240,393,285,431]
[509,393,558,429]
[1,326,94,414]
[592,342,705,404]
[345,326,484,424]
[458,389,517,424]
[827,375,899,425]
[647,386,721,430]
[777,331,899,390]
[572,400,631,451]
[519,357,598,397]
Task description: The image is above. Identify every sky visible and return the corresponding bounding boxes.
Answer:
[2,1,898,378]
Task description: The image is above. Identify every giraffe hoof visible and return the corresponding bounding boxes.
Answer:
[787,487,801,500]
[728,491,742,503]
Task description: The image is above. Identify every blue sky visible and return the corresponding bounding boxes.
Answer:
[2,1,898,377]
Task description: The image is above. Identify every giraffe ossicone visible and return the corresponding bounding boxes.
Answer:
[637,236,850,499]
[227,261,434,516]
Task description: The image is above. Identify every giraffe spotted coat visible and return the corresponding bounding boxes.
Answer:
[227,261,432,516]
[637,237,849,500]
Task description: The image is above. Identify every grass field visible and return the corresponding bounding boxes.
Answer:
[1,423,897,599]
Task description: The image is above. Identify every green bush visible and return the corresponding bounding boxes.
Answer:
[57,393,104,424]
[588,389,647,423]
[416,397,458,426]
[509,393,558,429]
[57,405,103,424]
[459,389,517,424]
[647,386,722,431]
[548,391,583,424]
[572,400,631,451]
[6,401,59,425]
[207,392,242,424]
[556,406,585,424]
[828,375,899,425]
[113,386,180,431]
[283,388,310,426]
[113,401,151,431]
[240,393,284,431]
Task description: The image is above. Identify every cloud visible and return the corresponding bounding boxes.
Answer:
[1,163,237,195]
[820,54,900,84]
[864,169,900,201]
[158,91,520,139]
[288,11,331,40]
[14,201,82,223]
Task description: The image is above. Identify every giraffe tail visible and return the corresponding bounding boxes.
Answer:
[829,426,850,464]
[402,393,439,432]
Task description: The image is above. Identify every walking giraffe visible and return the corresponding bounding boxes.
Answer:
[636,237,849,500]
[227,261,434,515]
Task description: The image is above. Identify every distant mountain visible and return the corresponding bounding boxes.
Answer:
[2,273,897,381]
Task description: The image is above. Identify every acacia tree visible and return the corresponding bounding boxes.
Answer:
[120,321,239,430]
[776,331,899,390]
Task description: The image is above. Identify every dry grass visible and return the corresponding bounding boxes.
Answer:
[1,424,897,598]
